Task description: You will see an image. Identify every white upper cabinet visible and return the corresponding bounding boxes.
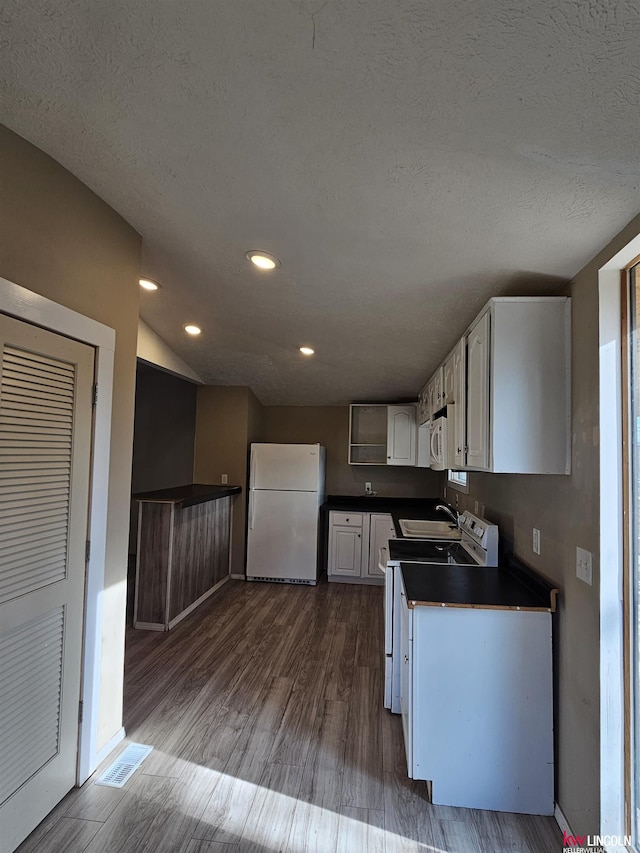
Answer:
[429,367,444,415]
[387,405,417,466]
[443,350,455,405]
[420,366,444,424]
[451,338,466,469]
[465,310,491,469]
[417,383,430,425]
[349,403,417,466]
[463,297,571,474]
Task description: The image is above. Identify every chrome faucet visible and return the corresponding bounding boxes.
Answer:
[435,503,459,524]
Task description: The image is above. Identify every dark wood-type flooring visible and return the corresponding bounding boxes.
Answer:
[18,579,562,852]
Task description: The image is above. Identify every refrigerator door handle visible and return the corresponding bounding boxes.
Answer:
[249,489,255,529]
[250,447,256,488]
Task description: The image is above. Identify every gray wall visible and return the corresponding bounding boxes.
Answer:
[131,362,198,494]
[445,212,640,836]
[129,362,198,572]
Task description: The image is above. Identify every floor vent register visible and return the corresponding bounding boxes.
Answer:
[95,743,153,788]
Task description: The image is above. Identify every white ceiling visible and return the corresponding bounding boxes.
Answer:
[2,1,639,404]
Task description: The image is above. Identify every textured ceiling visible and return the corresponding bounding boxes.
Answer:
[2,1,639,404]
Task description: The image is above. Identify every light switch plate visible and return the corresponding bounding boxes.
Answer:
[576,546,593,585]
[532,528,540,555]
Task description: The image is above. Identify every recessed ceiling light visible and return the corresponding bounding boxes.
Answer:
[184,324,202,336]
[139,277,161,291]
[246,250,280,270]
[299,346,315,356]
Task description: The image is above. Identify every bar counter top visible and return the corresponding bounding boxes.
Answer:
[133,483,242,508]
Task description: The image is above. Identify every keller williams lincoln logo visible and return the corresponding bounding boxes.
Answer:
[563,830,632,850]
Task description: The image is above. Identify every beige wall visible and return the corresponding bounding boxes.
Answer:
[445,213,640,835]
[0,126,141,749]
[262,406,442,497]
[193,386,263,575]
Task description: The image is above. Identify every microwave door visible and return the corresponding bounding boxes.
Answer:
[430,421,445,470]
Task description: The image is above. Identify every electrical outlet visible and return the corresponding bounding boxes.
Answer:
[474,500,479,514]
[576,546,593,585]
[365,481,372,494]
[221,473,228,484]
[532,528,541,555]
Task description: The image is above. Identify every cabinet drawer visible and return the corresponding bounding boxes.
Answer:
[330,512,363,527]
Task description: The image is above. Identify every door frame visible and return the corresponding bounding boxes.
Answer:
[0,275,115,785]
[598,233,640,842]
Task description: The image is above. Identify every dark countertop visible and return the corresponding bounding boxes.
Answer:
[322,495,445,517]
[400,560,557,612]
[133,483,242,508]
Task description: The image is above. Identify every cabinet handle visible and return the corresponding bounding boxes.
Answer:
[404,655,409,663]
[346,517,349,522]
[357,533,361,538]
[457,447,462,454]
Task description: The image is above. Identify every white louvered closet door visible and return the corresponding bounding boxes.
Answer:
[0,313,94,853]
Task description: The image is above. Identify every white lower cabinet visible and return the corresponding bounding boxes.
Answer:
[328,510,395,584]
[329,526,363,577]
[367,513,396,579]
[399,580,554,815]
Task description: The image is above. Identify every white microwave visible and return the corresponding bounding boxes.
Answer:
[429,405,455,470]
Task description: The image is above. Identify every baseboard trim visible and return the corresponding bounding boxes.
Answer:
[554,802,572,838]
[230,573,246,580]
[94,727,126,769]
[168,575,229,629]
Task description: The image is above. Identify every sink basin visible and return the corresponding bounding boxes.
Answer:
[399,519,461,539]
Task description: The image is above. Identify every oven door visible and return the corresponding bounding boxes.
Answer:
[383,561,395,710]
[383,557,394,656]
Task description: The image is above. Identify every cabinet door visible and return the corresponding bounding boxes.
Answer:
[452,337,466,468]
[328,526,362,577]
[466,311,490,469]
[418,383,429,425]
[367,513,396,579]
[349,404,387,465]
[443,352,455,404]
[433,367,444,412]
[387,405,417,466]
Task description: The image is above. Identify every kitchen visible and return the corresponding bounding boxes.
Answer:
[1,2,638,850]
[118,293,566,846]
[1,125,637,852]
[1,135,627,850]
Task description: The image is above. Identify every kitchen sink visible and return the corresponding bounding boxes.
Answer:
[399,519,461,539]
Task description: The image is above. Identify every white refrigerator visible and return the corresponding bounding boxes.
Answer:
[246,443,326,584]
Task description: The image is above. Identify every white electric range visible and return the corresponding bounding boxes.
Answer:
[381,511,499,712]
